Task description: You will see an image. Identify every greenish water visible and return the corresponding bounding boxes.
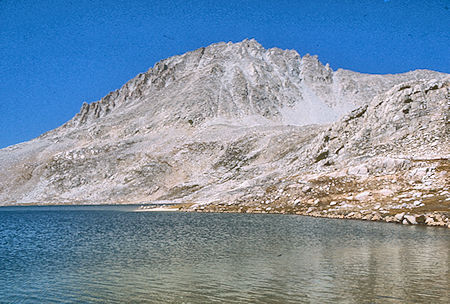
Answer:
[0,206,448,303]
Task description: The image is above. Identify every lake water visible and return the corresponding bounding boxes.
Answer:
[0,206,448,303]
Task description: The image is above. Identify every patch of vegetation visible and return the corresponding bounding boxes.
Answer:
[398,85,411,91]
[403,98,413,103]
[158,184,202,200]
[315,150,329,162]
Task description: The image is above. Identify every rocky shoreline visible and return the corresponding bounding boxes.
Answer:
[177,157,450,228]
[179,205,450,228]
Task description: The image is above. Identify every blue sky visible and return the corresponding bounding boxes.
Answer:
[0,0,449,148]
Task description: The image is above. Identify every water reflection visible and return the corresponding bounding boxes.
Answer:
[0,208,448,303]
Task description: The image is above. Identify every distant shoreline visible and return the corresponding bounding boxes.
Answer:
[134,206,180,212]
[2,202,448,228]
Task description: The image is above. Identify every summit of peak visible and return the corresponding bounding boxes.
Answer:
[200,38,267,55]
[238,38,263,47]
[63,40,447,131]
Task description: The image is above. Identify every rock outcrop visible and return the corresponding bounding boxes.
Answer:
[0,39,448,226]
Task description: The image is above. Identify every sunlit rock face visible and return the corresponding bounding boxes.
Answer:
[0,39,448,206]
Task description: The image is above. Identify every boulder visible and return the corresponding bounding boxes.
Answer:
[302,185,312,193]
[395,212,405,222]
[373,157,411,174]
[404,215,418,225]
[425,216,435,225]
[363,214,372,220]
[385,216,396,222]
[371,214,381,221]
[347,165,369,176]
[378,189,394,196]
[355,191,371,201]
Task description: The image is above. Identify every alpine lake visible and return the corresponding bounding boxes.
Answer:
[0,205,448,303]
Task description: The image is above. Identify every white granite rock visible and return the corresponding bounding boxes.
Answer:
[355,191,371,201]
[0,39,448,206]
[404,215,418,225]
[395,212,406,222]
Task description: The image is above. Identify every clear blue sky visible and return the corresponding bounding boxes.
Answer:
[1,0,449,148]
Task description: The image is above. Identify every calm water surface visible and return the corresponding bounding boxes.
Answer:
[0,206,449,303]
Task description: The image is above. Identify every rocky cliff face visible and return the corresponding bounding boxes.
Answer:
[0,39,448,226]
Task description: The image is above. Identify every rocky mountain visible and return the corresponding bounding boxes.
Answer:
[0,39,449,226]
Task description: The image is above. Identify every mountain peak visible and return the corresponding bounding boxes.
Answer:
[64,40,446,131]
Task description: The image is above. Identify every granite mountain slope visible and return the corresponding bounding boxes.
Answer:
[0,39,448,224]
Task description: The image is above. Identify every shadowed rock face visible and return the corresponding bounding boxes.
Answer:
[0,39,448,207]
